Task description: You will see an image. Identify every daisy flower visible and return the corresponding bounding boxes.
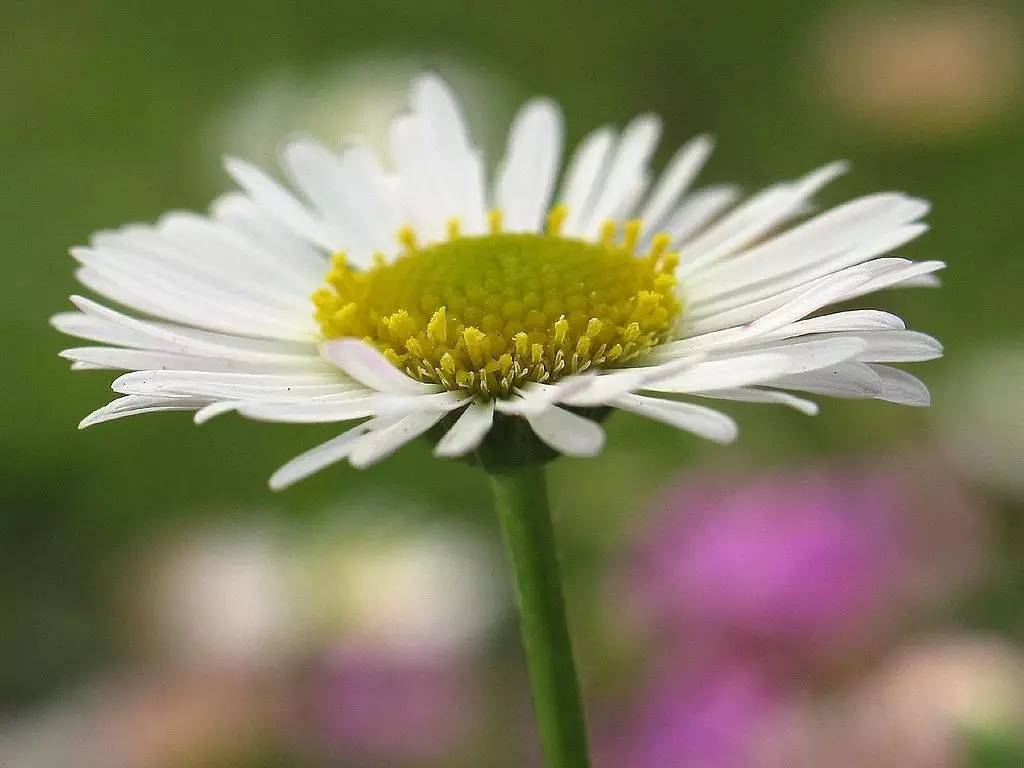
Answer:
[53,72,944,768]
[53,73,942,488]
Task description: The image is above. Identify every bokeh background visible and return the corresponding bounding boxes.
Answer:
[3,1,1024,766]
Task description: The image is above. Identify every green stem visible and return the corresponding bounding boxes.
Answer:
[487,463,591,768]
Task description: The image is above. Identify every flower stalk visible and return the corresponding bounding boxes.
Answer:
[487,463,591,768]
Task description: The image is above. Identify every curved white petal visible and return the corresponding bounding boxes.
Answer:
[688,194,929,295]
[867,364,931,406]
[349,408,451,468]
[644,352,795,393]
[434,401,495,457]
[523,404,605,457]
[269,421,378,490]
[320,339,440,395]
[613,393,738,443]
[59,346,327,375]
[698,387,820,415]
[79,395,208,429]
[770,362,884,399]
[235,398,378,423]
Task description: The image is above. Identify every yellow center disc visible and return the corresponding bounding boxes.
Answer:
[313,210,682,398]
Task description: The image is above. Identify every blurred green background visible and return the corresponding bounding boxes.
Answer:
[3,1,1023,766]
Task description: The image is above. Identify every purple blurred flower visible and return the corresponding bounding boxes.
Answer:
[311,642,477,764]
[598,663,786,768]
[629,469,909,655]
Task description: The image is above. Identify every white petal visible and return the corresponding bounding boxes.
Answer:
[224,157,332,250]
[757,310,906,342]
[349,408,451,468]
[557,370,660,407]
[59,346,326,375]
[496,99,563,232]
[210,192,329,282]
[679,259,929,333]
[320,339,439,394]
[410,73,487,232]
[698,387,820,415]
[749,336,870,375]
[663,186,741,244]
[643,352,795,393]
[59,298,321,363]
[370,390,471,419]
[523,404,605,457]
[867,364,931,406]
[496,376,596,416]
[901,273,942,288]
[194,401,241,424]
[688,221,928,313]
[235,398,379,423]
[741,270,873,334]
[112,375,354,407]
[613,393,738,443]
[434,401,495,457]
[637,134,714,232]
[848,259,946,298]
[389,113,447,240]
[678,161,849,276]
[559,127,617,235]
[771,362,884,399]
[79,395,207,428]
[580,115,662,237]
[281,138,380,263]
[336,146,404,249]
[73,249,316,341]
[647,336,868,393]
[269,421,377,490]
[651,307,900,363]
[838,330,943,362]
[689,194,929,296]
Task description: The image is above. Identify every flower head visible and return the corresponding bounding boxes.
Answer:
[54,73,943,487]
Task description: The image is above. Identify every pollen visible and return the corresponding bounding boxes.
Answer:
[314,209,682,398]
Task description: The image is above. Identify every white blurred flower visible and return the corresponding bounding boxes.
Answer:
[139,525,298,669]
[203,54,513,176]
[299,503,507,654]
[758,634,1024,768]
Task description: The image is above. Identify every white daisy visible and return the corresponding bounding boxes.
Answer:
[53,73,944,490]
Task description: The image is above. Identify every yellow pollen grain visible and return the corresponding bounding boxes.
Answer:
[545,204,569,236]
[313,209,682,399]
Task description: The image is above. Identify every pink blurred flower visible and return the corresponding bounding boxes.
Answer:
[630,470,902,656]
[626,456,987,660]
[310,642,478,765]
[597,663,787,768]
